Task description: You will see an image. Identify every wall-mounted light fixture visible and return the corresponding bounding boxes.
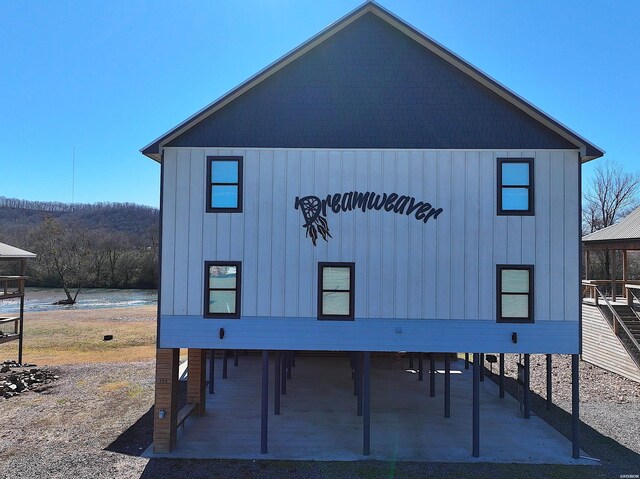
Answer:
[512,332,518,344]
[219,328,225,339]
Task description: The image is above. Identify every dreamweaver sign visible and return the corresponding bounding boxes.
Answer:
[294,192,443,245]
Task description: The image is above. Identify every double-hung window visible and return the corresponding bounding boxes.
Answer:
[207,156,243,212]
[204,261,241,318]
[318,263,355,320]
[497,158,534,215]
[497,265,534,323]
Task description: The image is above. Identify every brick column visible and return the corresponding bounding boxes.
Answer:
[187,348,207,416]
[153,348,179,453]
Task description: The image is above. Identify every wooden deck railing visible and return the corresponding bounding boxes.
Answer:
[0,275,26,298]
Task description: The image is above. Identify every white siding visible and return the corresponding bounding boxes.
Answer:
[160,148,581,352]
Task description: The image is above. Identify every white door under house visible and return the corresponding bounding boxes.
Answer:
[141,1,603,459]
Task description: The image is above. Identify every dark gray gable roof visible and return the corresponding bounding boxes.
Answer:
[583,206,640,243]
[141,1,604,162]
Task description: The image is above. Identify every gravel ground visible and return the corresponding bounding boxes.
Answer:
[0,356,637,479]
[493,354,640,454]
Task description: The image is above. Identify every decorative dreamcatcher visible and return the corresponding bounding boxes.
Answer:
[296,195,332,246]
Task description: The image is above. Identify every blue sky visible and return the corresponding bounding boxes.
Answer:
[1,0,638,208]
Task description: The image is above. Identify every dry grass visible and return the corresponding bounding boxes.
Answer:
[4,305,158,366]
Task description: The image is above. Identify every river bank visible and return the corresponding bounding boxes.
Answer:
[0,288,157,313]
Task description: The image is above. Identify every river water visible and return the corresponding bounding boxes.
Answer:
[0,288,157,313]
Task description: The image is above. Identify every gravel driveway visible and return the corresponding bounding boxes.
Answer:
[0,356,637,479]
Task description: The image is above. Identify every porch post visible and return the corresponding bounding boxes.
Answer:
[623,249,629,302]
[465,353,469,369]
[363,351,371,456]
[611,249,617,302]
[499,353,505,398]
[429,353,436,397]
[222,349,228,379]
[187,348,207,416]
[524,353,531,419]
[261,350,269,454]
[275,351,281,415]
[444,354,450,418]
[208,349,215,394]
[153,348,179,453]
[572,354,580,459]
[472,352,480,458]
[546,354,552,409]
[418,354,423,381]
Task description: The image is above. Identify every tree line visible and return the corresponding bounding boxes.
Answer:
[0,198,159,304]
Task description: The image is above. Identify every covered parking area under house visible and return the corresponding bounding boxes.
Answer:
[148,350,590,464]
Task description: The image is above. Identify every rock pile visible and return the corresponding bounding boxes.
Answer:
[0,360,59,399]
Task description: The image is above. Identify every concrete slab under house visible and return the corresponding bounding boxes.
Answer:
[140,1,604,462]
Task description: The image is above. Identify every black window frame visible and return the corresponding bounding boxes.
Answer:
[317,262,355,321]
[204,261,241,319]
[496,264,534,323]
[497,158,534,216]
[206,156,243,213]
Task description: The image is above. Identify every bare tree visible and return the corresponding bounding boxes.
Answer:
[583,159,640,234]
[29,218,91,304]
[583,159,640,279]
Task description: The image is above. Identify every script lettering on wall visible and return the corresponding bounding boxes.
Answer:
[294,191,443,246]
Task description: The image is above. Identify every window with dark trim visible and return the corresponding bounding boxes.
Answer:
[206,156,243,212]
[204,261,241,318]
[497,158,534,215]
[318,262,355,320]
[497,265,534,323]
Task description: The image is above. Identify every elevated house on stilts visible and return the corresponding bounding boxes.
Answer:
[141,1,604,460]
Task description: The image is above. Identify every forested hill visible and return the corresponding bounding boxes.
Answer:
[0,197,159,290]
[0,197,158,245]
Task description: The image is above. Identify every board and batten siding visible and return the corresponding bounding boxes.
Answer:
[582,303,640,382]
[159,147,580,352]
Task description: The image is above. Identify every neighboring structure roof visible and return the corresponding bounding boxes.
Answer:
[0,242,36,259]
[141,1,604,163]
[583,206,640,243]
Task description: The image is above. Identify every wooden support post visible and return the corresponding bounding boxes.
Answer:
[444,354,450,418]
[611,249,617,302]
[187,348,206,416]
[479,353,485,382]
[524,354,531,419]
[623,249,628,299]
[472,352,480,458]
[153,348,179,453]
[584,249,590,282]
[287,352,292,380]
[572,354,580,459]
[465,353,469,369]
[18,294,24,364]
[499,353,505,398]
[261,350,269,454]
[234,349,239,367]
[429,353,436,397]
[363,351,371,456]
[418,354,423,381]
[546,354,553,410]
